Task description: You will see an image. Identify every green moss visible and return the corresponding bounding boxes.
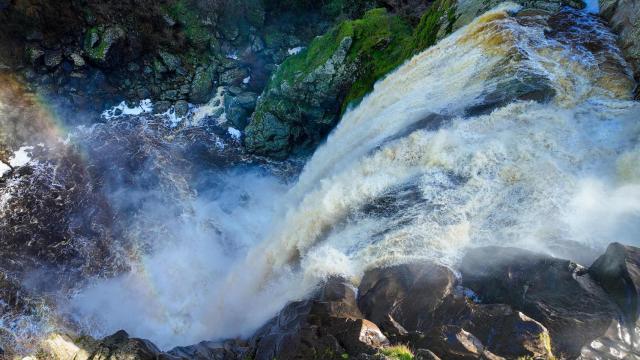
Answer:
[165,0,210,46]
[266,1,457,112]
[381,345,414,360]
[83,27,107,61]
[347,0,457,109]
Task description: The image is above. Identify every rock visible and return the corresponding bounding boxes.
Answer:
[249,277,388,360]
[153,101,172,114]
[453,0,585,30]
[44,50,63,68]
[220,67,249,86]
[175,100,190,118]
[56,330,161,360]
[590,243,640,323]
[460,246,620,358]
[162,89,179,101]
[159,51,181,72]
[25,45,45,65]
[225,92,257,129]
[169,339,246,359]
[418,325,504,360]
[69,53,86,67]
[83,26,126,68]
[244,35,356,158]
[415,349,441,360]
[357,262,456,336]
[190,65,216,104]
[600,0,640,99]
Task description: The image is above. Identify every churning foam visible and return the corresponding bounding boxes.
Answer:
[70,4,640,350]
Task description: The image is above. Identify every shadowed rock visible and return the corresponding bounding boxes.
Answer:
[460,246,620,358]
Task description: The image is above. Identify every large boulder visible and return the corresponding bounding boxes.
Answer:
[357,262,456,336]
[414,299,554,359]
[248,277,389,360]
[590,243,640,324]
[600,0,640,98]
[460,246,620,358]
[357,262,555,359]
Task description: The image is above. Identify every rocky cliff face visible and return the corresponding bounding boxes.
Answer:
[599,0,640,98]
[244,1,457,158]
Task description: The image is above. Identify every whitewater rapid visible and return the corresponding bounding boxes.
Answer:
[67,3,640,350]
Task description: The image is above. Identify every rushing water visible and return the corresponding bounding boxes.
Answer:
[2,2,640,354]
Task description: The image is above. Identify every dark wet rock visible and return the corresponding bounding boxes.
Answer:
[220,67,249,86]
[415,349,441,360]
[159,50,182,72]
[153,100,172,114]
[25,45,45,65]
[357,262,456,336]
[175,100,190,118]
[44,49,63,68]
[460,246,620,358]
[248,277,388,360]
[225,92,258,129]
[190,65,217,104]
[590,243,640,324]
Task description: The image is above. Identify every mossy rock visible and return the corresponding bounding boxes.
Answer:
[245,1,458,158]
[83,26,126,68]
[164,0,211,48]
[189,65,217,104]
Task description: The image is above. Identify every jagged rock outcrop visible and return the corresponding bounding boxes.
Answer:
[460,246,620,359]
[590,243,640,323]
[248,277,389,360]
[599,0,640,98]
[244,36,358,158]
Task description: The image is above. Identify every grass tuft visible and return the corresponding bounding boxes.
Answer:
[381,345,414,360]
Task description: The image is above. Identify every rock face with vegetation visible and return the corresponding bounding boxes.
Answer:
[245,1,458,158]
[599,0,640,98]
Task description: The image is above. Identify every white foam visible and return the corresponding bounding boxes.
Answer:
[227,127,241,139]
[102,99,153,120]
[287,47,304,55]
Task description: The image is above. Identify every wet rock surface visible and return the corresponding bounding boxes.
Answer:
[600,0,640,98]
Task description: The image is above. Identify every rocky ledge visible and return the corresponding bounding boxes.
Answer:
[38,242,640,360]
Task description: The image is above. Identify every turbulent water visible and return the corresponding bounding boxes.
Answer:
[2,2,640,354]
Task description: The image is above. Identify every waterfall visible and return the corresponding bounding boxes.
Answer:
[68,3,640,350]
